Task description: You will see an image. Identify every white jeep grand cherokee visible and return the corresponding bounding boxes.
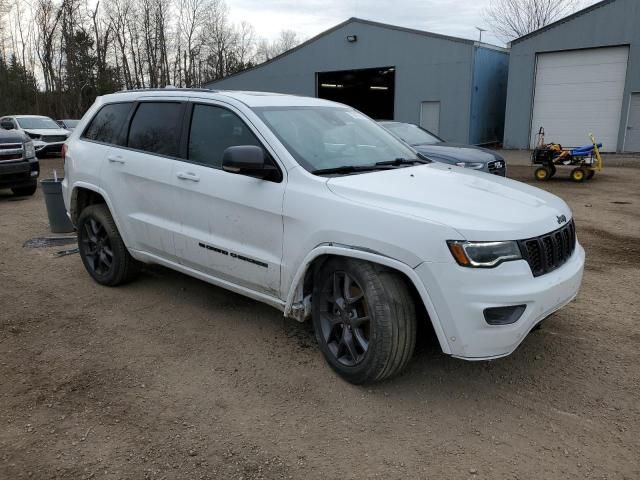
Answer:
[62,89,585,384]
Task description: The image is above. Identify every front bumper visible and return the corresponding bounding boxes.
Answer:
[0,158,39,188]
[34,141,65,155]
[415,242,585,359]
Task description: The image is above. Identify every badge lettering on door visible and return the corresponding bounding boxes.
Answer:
[198,242,268,268]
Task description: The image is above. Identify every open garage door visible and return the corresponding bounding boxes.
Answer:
[317,66,395,120]
[530,46,628,151]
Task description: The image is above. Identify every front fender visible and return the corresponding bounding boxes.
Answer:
[283,244,452,355]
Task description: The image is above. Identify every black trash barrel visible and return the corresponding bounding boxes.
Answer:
[41,179,74,233]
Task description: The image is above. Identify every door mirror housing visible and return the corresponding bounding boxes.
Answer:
[1,121,14,130]
[222,145,279,181]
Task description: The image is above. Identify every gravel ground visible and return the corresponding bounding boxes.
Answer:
[1,153,639,479]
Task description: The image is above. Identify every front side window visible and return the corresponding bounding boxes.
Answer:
[188,104,262,168]
[83,103,133,145]
[128,102,184,157]
[16,117,60,130]
[254,106,420,173]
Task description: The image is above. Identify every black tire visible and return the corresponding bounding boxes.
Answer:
[534,166,551,181]
[11,184,37,196]
[77,204,140,286]
[312,258,417,384]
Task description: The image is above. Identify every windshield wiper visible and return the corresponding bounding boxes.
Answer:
[375,157,429,166]
[311,164,395,176]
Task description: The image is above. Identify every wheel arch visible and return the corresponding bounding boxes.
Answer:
[70,183,130,246]
[283,244,452,355]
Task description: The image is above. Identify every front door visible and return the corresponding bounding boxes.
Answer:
[171,102,285,297]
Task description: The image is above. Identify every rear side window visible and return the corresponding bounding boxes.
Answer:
[188,104,262,168]
[83,102,132,145]
[128,102,184,157]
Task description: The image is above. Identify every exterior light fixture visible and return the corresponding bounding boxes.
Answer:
[346,35,357,42]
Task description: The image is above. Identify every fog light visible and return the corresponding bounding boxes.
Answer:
[483,305,526,325]
[30,171,38,177]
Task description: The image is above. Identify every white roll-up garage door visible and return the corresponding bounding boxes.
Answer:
[530,46,628,151]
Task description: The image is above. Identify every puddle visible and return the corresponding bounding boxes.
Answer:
[24,235,77,248]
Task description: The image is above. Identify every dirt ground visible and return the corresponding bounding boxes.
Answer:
[1,153,639,480]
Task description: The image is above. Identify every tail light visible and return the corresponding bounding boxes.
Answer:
[61,143,67,162]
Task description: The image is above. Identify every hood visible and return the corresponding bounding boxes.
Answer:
[0,129,28,144]
[23,128,70,138]
[326,163,571,240]
[414,143,502,164]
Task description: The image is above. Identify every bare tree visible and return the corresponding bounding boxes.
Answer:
[485,0,580,42]
[255,29,300,63]
[176,0,208,87]
[0,0,298,116]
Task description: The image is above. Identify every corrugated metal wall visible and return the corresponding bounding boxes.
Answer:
[208,20,476,143]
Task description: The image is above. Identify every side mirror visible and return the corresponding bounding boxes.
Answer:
[1,121,14,130]
[222,145,279,181]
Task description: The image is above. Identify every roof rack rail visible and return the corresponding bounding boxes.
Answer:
[112,87,217,94]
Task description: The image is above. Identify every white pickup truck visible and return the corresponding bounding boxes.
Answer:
[62,89,585,384]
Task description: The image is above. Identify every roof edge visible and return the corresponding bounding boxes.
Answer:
[511,0,616,45]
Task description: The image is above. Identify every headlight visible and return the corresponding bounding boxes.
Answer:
[24,141,36,159]
[455,162,484,169]
[447,240,522,268]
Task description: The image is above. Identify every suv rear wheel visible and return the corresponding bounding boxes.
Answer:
[312,258,417,384]
[77,204,140,286]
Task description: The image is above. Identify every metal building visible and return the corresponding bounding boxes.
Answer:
[503,0,640,152]
[206,18,509,145]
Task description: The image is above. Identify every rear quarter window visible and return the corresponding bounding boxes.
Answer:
[83,102,133,145]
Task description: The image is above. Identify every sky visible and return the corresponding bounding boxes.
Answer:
[227,0,600,47]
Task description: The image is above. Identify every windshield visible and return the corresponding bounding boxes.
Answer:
[254,106,421,173]
[16,117,60,130]
[382,122,442,146]
[62,119,79,128]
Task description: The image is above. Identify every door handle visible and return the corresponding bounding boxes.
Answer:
[108,155,125,164]
[176,171,200,182]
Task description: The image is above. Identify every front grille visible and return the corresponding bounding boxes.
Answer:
[0,153,23,161]
[0,144,24,162]
[42,135,67,143]
[518,220,576,277]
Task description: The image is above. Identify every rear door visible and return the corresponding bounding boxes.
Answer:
[100,100,186,261]
[624,93,640,152]
[171,102,285,297]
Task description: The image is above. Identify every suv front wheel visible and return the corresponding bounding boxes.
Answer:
[312,258,417,384]
[77,204,140,286]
